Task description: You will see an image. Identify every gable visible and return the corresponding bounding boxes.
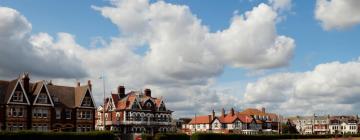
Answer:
[131,98,142,110]
[80,89,95,108]
[143,99,155,110]
[33,84,54,106]
[7,80,30,105]
[159,101,166,111]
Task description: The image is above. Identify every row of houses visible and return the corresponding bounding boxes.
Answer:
[288,115,360,135]
[181,107,280,135]
[0,73,96,132]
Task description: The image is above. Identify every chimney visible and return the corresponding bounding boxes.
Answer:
[208,115,212,122]
[261,107,265,113]
[221,108,225,117]
[118,85,125,98]
[77,81,80,87]
[212,109,215,120]
[47,80,53,85]
[88,80,92,91]
[21,72,30,94]
[230,108,235,116]
[144,88,151,97]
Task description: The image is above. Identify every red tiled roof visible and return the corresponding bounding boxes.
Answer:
[189,115,212,124]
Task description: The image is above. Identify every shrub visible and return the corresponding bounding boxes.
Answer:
[190,133,360,140]
[0,131,115,140]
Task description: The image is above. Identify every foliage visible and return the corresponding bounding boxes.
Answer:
[0,131,115,140]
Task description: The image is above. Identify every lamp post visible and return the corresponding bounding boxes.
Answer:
[100,74,106,131]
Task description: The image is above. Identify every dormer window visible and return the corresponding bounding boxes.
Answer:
[13,91,23,102]
[146,102,152,109]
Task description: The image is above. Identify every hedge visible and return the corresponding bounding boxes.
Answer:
[191,133,360,140]
[142,133,190,140]
[0,131,116,140]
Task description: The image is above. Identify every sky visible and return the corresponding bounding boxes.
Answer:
[1,0,360,117]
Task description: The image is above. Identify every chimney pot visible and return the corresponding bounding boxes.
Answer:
[230,108,235,116]
[21,72,30,94]
[88,80,92,91]
[212,109,215,120]
[144,88,151,97]
[77,81,80,87]
[261,107,265,113]
[118,85,125,98]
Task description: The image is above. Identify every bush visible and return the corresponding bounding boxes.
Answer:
[142,133,190,140]
[190,133,360,140]
[0,131,116,140]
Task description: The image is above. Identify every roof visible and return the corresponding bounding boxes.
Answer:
[189,115,212,124]
[0,75,95,109]
[104,90,171,112]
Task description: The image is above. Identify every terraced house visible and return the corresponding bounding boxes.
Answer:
[96,86,174,134]
[184,107,279,135]
[0,73,96,132]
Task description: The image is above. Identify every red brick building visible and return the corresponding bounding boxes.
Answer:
[0,73,96,132]
[96,86,174,134]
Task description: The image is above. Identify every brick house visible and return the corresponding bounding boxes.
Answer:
[95,86,174,134]
[0,73,96,132]
[185,107,279,135]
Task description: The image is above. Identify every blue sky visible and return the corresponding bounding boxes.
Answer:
[1,0,360,116]
[2,0,359,83]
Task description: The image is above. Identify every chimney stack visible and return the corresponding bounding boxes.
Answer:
[21,72,30,94]
[230,108,235,116]
[144,88,151,97]
[221,108,225,117]
[261,107,265,113]
[77,81,80,87]
[212,109,215,120]
[118,85,125,98]
[88,80,92,91]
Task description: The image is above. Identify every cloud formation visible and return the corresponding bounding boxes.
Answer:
[0,0,295,117]
[0,7,88,78]
[244,60,360,115]
[315,0,360,30]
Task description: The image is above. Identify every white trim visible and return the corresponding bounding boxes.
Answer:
[79,88,96,109]
[7,79,30,105]
[32,82,54,107]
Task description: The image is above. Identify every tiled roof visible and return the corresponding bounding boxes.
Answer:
[189,115,212,124]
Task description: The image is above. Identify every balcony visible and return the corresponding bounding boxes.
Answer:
[99,120,173,126]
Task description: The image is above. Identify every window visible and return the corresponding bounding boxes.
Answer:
[32,108,48,118]
[65,110,72,119]
[78,111,92,120]
[37,93,48,104]
[116,113,120,121]
[8,107,24,117]
[56,109,61,119]
[82,97,92,106]
[12,91,23,102]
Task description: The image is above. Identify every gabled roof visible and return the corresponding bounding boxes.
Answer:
[6,78,30,105]
[47,84,75,108]
[32,81,54,106]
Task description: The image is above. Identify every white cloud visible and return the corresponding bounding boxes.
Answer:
[0,0,295,117]
[0,7,87,78]
[244,60,360,115]
[269,0,292,12]
[315,0,360,30]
